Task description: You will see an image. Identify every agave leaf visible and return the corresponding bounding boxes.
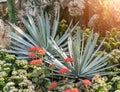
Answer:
[21,17,38,41]
[85,39,106,67]
[57,22,79,46]
[27,14,38,37]
[45,13,50,48]
[1,50,28,55]
[81,32,99,71]
[10,46,27,52]
[52,12,59,39]
[38,15,46,47]
[17,56,29,59]
[81,30,93,62]
[86,54,108,71]
[85,62,108,74]
[9,40,28,50]
[98,72,119,76]
[9,23,37,46]
[68,35,73,58]
[50,37,67,58]
[74,30,82,75]
[6,30,33,47]
[45,50,66,69]
[91,64,119,73]
[83,52,104,72]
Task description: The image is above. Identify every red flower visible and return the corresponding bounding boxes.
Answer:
[82,79,91,88]
[28,46,46,56]
[48,81,57,91]
[64,88,79,92]
[64,89,71,92]
[59,68,70,74]
[70,88,79,92]
[28,53,37,58]
[51,81,57,87]
[28,46,39,52]
[30,59,43,65]
[37,48,46,56]
[64,57,74,62]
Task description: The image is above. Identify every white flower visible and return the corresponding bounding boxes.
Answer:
[88,14,99,27]
[115,90,120,92]
[67,0,85,16]
[6,82,15,86]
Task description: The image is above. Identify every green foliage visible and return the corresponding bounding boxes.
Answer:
[91,75,108,92]
[7,0,16,23]
[0,52,35,91]
[103,28,120,52]
[83,28,120,66]
[108,76,120,92]
[57,19,68,36]
[100,29,120,72]
[0,51,54,91]
[31,66,51,92]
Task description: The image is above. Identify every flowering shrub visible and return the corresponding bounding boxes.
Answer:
[0,52,35,91]
[0,52,51,92]
[28,46,46,57]
[64,57,74,62]
[64,88,79,92]
[48,81,57,91]
[103,28,120,52]
[107,76,120,92]
[59,68,70,74]
[30,59,43,65]
[82,79,91,88]
[1,52,120,91]
[91,74,108,92]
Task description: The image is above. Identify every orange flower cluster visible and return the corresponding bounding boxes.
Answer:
[28,46,46,56]
[30,59,43,65]
[64,57,74,62]
[59,68,70,74]
[64,88,79,92]
[48,81,57,91]
[82,79,91,88]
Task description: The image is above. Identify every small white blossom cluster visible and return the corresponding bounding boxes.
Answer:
[0,53,35,91]
[3,80,35,92]
[88,14,99,28]
[109,49,120,60]
[115,90,120,92]
[91,74,108,92]
[111,76,120,82]
[24,0,50,16]
[67,0,85,16]
[3,69,35,91]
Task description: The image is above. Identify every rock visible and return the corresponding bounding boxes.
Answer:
[0,19,10,49]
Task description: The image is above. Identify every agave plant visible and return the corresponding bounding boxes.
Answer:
[2,9,78,69]
[46,30,118,79]
[2,9,117,79]
[3,9,75,58]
